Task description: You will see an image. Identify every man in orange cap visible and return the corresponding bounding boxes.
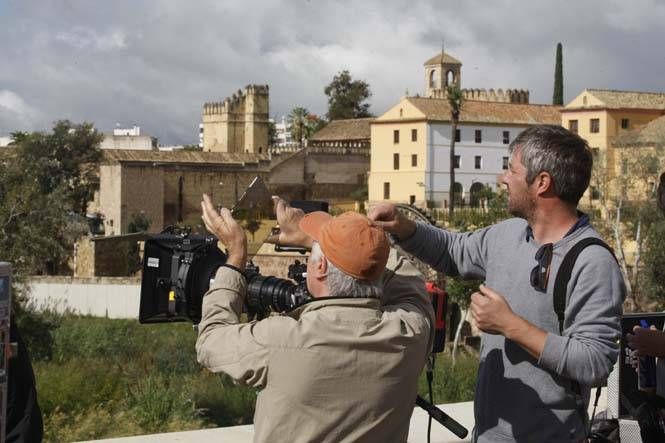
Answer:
[197,194,433,443]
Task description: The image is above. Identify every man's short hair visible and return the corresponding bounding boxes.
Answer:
[509,125,593,205]
[310,242,382,299]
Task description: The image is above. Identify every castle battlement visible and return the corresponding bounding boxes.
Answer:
[201,84,270,154]
[429,87,530,104]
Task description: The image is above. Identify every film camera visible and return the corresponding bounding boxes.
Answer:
[138,200,328,324]
[138,228,311,324]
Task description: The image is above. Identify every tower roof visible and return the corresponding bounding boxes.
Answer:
[423,52,462,66]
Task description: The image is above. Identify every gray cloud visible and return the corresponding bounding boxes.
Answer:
[1,0,664,144]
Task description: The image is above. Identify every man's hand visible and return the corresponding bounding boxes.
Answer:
[627,325,665,358]
[367,202,417,241]
[201,194,247,270]
[471,284,548,359]
[265,196,313,248]
[470,285,516,335]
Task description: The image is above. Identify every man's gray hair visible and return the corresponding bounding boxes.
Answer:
[310,242,382,299]
[509,125,592,205]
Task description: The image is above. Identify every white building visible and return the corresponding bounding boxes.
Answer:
[273,116,297,147]
[368,97,562,207]
[0,136,11,147]
[101,124,152,150]
[113,125,141,136]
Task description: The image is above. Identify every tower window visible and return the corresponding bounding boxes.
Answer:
[393,130,400,144]
[453,155,460,168]
[393,153,400,170]
[590,119,600,133]
[502,157,509,170]
[475,130,482,143]
[411,154,417,167]
[503,131,510,144]
[455,129,461,142]
[384,182,390,199]
[475,156,482,169]
[411,129,418,142]
[621,118,630,129]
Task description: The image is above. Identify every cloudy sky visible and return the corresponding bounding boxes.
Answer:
[1,0,664,144]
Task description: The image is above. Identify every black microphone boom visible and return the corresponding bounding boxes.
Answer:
[415,395,468,439]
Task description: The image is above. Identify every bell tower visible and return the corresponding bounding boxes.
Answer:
[424,45,462,98]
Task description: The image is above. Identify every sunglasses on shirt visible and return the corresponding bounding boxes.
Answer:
[530,243,553,291]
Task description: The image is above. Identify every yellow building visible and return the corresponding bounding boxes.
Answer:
[368,50,558,208]
[560,89,665,201]
[613,114,665,201]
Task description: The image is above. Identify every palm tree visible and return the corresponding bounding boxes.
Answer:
[447,85,464,218]
[288,107,312,148]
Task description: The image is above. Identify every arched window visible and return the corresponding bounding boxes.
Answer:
[429,70,437,88]
[446,70,455,86]
[470,182,485,208]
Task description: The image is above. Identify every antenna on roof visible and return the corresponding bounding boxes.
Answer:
[441,39,445,57]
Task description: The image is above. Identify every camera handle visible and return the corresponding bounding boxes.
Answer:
[415,395,468,439]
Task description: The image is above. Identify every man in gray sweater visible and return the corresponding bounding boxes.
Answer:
[369,125,625,442]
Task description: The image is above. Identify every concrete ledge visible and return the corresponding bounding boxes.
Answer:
[80,388,607,443]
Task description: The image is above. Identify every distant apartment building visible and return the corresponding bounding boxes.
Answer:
[273,116,297,147]
[100,125,152,150]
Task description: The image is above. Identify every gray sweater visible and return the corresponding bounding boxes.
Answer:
[401,218,625,442]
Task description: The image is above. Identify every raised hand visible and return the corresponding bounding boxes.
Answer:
[201,194,247,270]
[367,202,417,241]
[265,196,313,248]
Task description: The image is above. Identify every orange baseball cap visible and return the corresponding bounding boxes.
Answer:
[299,211,390,281]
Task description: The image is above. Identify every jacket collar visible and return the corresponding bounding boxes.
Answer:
[288,296,381,319]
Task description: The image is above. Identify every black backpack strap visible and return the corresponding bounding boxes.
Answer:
[553,237,616,335]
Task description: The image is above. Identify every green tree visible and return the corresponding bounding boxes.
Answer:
[447,85,464,217]
[0,120,103,276]
[288,107,314,148]
[267,120,278,147]
[552,42,564,106]
[128,212,152,233]
[324,70,372,120]
[14,120,104,215]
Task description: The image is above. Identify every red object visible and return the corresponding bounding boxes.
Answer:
[426,282,446,330]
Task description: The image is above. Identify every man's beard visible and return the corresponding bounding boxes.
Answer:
[507,192,535,220]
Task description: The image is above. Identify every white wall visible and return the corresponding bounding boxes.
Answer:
[426,123,521,200]
[27,279,140,319]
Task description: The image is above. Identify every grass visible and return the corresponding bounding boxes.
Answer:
[32,315,478,442]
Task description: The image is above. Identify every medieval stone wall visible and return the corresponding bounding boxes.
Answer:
[268,150,368,200]
[161,168,269,227]
[202,85,269,154]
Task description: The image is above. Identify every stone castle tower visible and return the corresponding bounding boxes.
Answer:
[202,84,270,154]
[424,50,529,104]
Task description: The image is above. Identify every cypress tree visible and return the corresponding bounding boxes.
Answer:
[552,42,563,105]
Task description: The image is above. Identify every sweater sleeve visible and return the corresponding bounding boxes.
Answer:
[196,266,293,388]
[380,248,435,355]
[398,221,493,279]
[538,247,625,386]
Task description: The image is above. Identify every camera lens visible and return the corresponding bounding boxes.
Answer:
[246,275,297,318]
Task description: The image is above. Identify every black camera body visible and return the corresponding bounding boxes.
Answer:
[139,231,310,324]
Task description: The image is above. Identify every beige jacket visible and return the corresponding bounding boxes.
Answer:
[196,250,434,443]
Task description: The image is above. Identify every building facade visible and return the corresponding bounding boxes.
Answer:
[561,89,665,191]
[201,84,270,154]
[369,50,558,208]
[90,150,270,235]
[368,98,560,207]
